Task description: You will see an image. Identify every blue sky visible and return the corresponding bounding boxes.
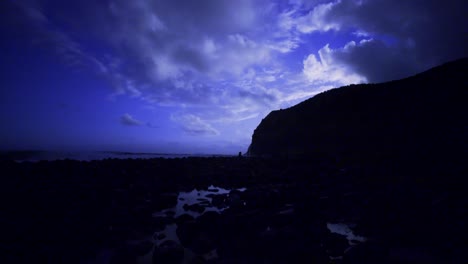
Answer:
[0,0,466,154]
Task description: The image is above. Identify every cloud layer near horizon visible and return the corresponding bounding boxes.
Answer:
[3,0,467,142]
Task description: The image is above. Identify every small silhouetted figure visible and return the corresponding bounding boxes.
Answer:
[238,151,242,158]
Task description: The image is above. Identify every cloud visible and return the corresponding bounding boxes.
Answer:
[321,39,422,83]
[303,43,366,85]
[295,1,340,33]
[171,114,219,136]
[120,113,142,126]
[4,0,467,143]
[289,0,468,82]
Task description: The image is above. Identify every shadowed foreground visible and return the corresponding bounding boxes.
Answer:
[1,156,465,263]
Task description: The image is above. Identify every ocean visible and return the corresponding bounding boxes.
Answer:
[0,150,233,162]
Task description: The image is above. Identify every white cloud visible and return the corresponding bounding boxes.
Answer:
[171,114,219,136]
[120,113,142,126]
[294,0,468,81]
[7,0,467,150]
[295,1,340,33]
[303,44,366,85]
[9,0,330,120]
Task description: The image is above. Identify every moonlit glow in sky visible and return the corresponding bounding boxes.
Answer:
[0,0,466,153]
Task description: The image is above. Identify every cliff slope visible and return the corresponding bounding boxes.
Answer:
[248,58,467,162]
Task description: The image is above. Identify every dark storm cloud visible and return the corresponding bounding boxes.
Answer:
[311,0,468,82]
[325,39,419,83]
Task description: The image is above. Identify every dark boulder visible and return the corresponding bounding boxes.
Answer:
[183,203,206,214]
[342,242,389,264]
[152,240,184,264]
[324,233,350,257]
[175,213,195,224]
[210,194,228,209]
[176,222,215,255]
[152,193,178,211]
[153,216,173,232]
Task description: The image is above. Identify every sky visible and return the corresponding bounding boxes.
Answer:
[0,0,467,154]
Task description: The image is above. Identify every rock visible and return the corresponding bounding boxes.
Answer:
[197,211,221,234]
[343,242,389,264]
[229,189,243,198]
[165,210,176,217]
[246,58,468,166]
[175,214,195,224]
[132,240,154,256]
[210,194,228,208]
[227,190,244,211]
[153,217,174,232]
[110,249,137,264]
[183,203,206,214]
[153,193,178,210]
[110,240,153,264]
[176,222,199,247]
[324,232,349,257]
[177,222,215,255]
[189,255,207,264]
[152,240,184,264]
[154,232,166,241]
[198,201,210,207]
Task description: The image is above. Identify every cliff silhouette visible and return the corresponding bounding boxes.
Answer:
[248,58,467,164]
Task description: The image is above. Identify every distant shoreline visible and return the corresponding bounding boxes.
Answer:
[0,150,236,162]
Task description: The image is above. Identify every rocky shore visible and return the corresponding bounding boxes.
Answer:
[0,156,465,263]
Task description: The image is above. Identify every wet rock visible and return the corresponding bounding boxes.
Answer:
[153,193,178,211]
[175,213,195,224]
[110,249,137,264]
[228,194,242,205]
[210,194,228,208]
[153,217,174,232]
[342,242,389,264]
[189,255,207,264]
[110,240,153,264]
[183,203,206,214]
[229,189,243,198]
[132,240,154,256]
[325,232,349,257]
[152,240,184,264]
[176,221,200,246]
[154,232,166,241]
[197,211,221,236]
[165,210,176,217]
[198,201,210,207]
[177,222,215,255]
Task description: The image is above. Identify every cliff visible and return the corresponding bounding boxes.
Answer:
[248,58,467,162]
